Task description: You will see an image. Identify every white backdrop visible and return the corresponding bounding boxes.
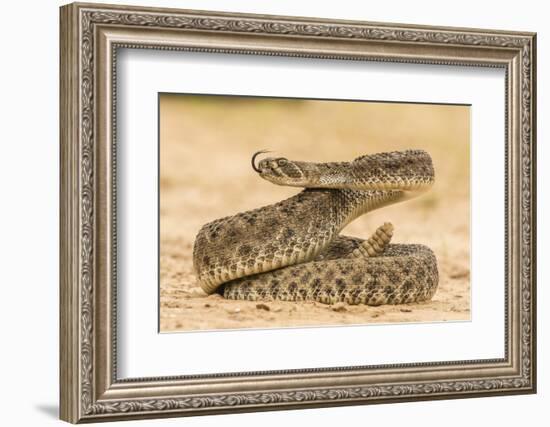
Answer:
[0,0,545,426]
[117,50,505,378]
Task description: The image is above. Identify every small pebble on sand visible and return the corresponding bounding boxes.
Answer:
[331,302,347,312]
[256,303,270,311]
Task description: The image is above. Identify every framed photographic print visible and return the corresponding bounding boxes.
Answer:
[59,2,537,423]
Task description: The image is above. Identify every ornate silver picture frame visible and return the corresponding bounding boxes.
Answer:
[60,2,536,423]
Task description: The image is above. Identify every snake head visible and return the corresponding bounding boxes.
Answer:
[252,152,310,187]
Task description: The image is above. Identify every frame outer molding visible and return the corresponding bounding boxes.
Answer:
[59,2,536,423]
[60,4,81,423]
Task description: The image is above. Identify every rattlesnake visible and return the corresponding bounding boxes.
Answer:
[192,149,438,305]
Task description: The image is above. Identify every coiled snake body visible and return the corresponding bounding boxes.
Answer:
[193,150,438,305]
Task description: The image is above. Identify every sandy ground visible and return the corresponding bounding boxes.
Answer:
[159,95,471,332]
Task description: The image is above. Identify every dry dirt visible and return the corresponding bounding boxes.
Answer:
[159,95,471,332]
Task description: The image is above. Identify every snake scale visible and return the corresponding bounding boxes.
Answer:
[193,149,438,305]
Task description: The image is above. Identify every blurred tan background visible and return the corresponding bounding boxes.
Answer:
[159,94,470,332]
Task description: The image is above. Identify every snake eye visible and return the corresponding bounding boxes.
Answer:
[278,158,288,166]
